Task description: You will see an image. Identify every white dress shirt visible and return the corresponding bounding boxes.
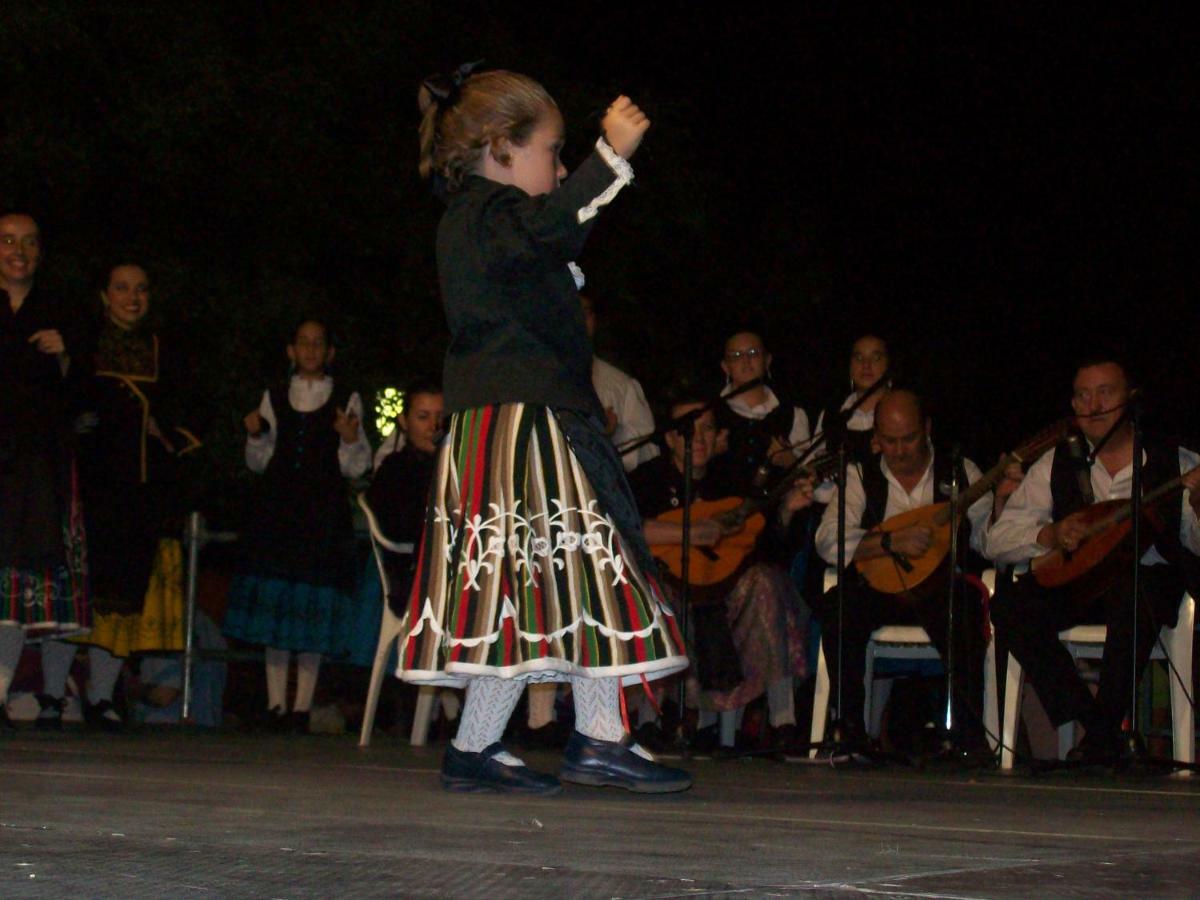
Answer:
[246,375,371,478]
[815,450,992,565]
[593,356,659,472]
[985,446,1200,566]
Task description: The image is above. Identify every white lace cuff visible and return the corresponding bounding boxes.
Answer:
[577,137,635,224]
[568,261,586,289]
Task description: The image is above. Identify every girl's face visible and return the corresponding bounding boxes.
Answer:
[721,332,770,388]
[402,391,446,455]
[504,110,567,197]
[103,265,150,329]
[288,321,333,377]
[850,335,888,393]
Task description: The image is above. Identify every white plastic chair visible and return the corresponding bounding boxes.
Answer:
[810,567,999,757]
[356,493,437,748]
[999,591,1195,771]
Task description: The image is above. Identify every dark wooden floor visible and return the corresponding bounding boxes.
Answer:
[2,729,1198,898]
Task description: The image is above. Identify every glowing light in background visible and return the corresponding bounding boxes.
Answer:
[374,387,404,438]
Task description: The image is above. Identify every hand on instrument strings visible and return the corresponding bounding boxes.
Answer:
[1045,511,1089,553]
[890,523,934,558]
[244,409,264,437]
[28,329,65,354]
[767,434,796,467]
[602,95,650,160]
[604,407,618,436]
[1182,466,1200,516]
[333,406,360,443]
[692,518,724,547]
[779,476,815,528]
[993,458,1025,517]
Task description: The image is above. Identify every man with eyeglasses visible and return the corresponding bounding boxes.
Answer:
[987,356,1200,766]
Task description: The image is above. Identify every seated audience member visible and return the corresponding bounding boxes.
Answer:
[987,357,1200,765]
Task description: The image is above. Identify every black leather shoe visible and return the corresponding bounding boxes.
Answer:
[441,742,563,795]
[1066,728,1125,769]
[35,694,64,731]
[560,731,692,794]
[85,700,124,733]
[0,704,15,733]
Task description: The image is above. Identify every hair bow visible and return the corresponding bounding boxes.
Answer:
[421,59,484,110]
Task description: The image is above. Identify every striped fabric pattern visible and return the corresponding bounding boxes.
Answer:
[1,462,90,637]
[398,403,687,687]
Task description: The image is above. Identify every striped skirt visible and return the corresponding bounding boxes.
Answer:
[397,404,687,687]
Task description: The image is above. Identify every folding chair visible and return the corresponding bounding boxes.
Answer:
[999,591,1195,771]
[810,567,999,757]
[356,493,437,747]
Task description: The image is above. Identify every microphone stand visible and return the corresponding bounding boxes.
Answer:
[1125,392,1146,760]
[940,446,962,756]
[628,378,764,754]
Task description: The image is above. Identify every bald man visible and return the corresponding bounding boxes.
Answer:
[812,389,1016,753]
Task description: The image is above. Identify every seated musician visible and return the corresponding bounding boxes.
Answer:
[632,388,814,749]
[987,356,1200,765]
[812,388,1016,751]
[813,333,892,464]
[712,330,811,496]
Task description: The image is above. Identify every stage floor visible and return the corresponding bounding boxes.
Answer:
[2,730,1198,898]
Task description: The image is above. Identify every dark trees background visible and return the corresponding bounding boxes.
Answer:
[3,4,1195,521]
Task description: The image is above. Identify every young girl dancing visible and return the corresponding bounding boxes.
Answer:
[224,318,370,732]
[403,68,691,794]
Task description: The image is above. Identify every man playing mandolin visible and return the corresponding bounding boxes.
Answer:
[812,389,1019,753]
[634,392,815,751]
[987,357,1200,766]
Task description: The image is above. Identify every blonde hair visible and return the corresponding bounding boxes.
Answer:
[418,70,557,191]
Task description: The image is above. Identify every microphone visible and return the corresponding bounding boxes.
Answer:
[937,443,963,496]
[1065,432,1094,505]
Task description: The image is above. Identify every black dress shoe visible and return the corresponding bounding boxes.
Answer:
[264,706,291,734]
[1066,728,1125,769]
[85,700,124,733]
[0,704,15,733]
[441,742,563,795]
[560,731,692,794]
[35,694,64,731]
[291,711,311,735]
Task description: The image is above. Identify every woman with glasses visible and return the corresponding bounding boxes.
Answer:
[712,331,811,497]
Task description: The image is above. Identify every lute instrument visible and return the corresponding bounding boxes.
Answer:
[649,452,842,599]
[1030,464,1200,590]
[856,419,1071,594]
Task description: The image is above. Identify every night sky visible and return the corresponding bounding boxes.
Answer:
[3,5,1195,499]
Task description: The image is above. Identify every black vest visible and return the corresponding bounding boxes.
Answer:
[858,448,968,532]
[264,381,351,490]
[1049,436,1188,569]
[713,392,800,496]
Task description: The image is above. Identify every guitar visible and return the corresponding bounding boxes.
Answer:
[1030,464,1200,590]
[855,419,1071,594]
[649,452,842,596]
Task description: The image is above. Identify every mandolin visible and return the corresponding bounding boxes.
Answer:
[1030,464,1199,590]
[856,419,1071,594]
[649,453,842,595]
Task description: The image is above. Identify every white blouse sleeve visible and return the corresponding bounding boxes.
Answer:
[338,392,372,479]
[245,390,276,474]
[1179,447,1200,555]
